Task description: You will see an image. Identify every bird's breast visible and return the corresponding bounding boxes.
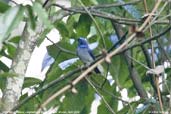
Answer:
[77,47,94,65]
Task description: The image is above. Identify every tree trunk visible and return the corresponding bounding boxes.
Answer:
[1,23,42,112]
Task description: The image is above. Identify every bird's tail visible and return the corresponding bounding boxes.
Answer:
[94,64,104,74]
[94,67,101,73]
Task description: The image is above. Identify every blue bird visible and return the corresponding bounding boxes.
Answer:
[77,37,101,73]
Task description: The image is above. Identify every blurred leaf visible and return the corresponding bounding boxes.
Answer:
[23,77,42,88]
[26,5,36,30]
[47,41,76,58]
[0,5,24,44]
[0,75,6,90]
[128,86,137,98]
[117,0,142,19]
[58,81,94,113]
[37,28,51,46]
[43,40,76,85]
[41,52,55,71]
[0,72,17,90]
[80,0,96,5]
[96,0,113,4]
[0,60,9,71]
[19,93,39,111]
[75,14,92,37]
[6,43,17,58]
[8,36,20,44]
[0,72,17,77]
[47,43,61,58]
[117,101,140,114]
[0,1,10,13]
[165,68,171,77]
[55,21,69,38]
[110,55,130,88]
[97,82,120,114]
[33,2,53,29]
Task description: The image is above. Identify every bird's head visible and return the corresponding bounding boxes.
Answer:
[78,37,88,47]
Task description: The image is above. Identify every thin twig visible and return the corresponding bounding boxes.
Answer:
[36,85,71,114]
[143,0,165,111]
[91,79,134,112]
[91,0,141,9]
[46,36,76,55]
[50,3,171,26]
[116,25,171,56]
[77,0,106,48]
[11,65,89,111]
[86,77,116,114]
[100,64,109,88]
[43,0,50,8]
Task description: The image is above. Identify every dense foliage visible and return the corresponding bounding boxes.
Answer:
[0,0,171,113]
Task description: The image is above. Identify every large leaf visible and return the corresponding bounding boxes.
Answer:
[55,21,70,38]
[23,77,42,88]
[26,5,36,30]
[0,60,9,71]
[75,14,92,37]
[0,75,6,90]
[33,2,53,29]
[37,28,51,46]
[58,81,94,113]
[97,82,120,114]
[42,40,76,88]
[6,43,17,59]
[117,0,142,19]
[19,93,40,111]
[0,5,24,44]
[0,1,10,13]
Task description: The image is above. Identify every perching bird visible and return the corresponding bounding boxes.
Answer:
[76,37,101,73]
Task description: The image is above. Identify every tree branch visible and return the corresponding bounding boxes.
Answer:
[85,77,115,114]
[111,21,147,98]
[11,65,90,111]
[36,1,162,112]
[1,22,43,111]
[90,0,141,9]
[119,25,171,54]
[50,2,170,25]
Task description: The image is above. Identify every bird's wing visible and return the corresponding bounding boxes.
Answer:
[88,48,95,60]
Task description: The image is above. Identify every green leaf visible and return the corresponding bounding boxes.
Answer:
[0,75,6,90]
[37,28,51,46]
[117,0,142,19]
[80,0,96,5]
[33,2,53,29]
[6,43,17,58]
[0,5,24,43]
[109,55,130,88]
[19,93,39,111]
[97,82,120,114]
[0,72,17,90]
[96,0,113,4]
[117,101,139,113]
[0,72,17,77]
[26,5,36,30]
[47,41,76,58]
[23,77,42,88]
[0,60,9,71]
[8,36,20,44]
[0,1,10,13]
[55,21,69,38]
[75,14,92,37]
[58,81,94,113]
